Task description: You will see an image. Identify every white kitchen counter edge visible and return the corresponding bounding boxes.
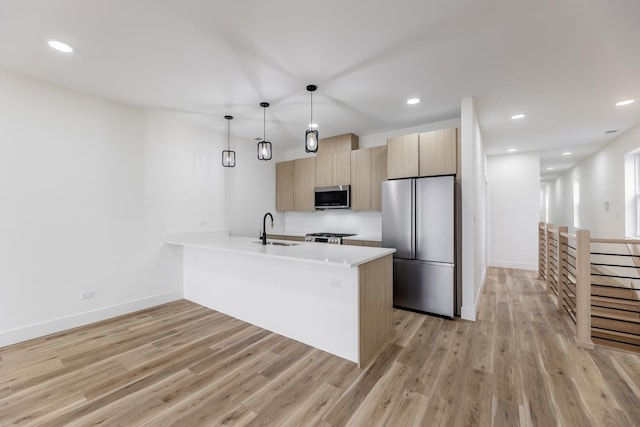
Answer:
[166,233,395,268]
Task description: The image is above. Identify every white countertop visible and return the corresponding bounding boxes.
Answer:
[166,233,394,268]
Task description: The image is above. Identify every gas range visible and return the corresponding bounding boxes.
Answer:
[304,232,356,244]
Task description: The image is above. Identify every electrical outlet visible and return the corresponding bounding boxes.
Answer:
[330,279,342,288]
[200,220,207,226]
[81,291,95,300]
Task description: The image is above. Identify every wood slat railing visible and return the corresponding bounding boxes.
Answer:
[539,223,640,353]
[589,237,640,353]
[546,225,560,296]
[538,222,547,282]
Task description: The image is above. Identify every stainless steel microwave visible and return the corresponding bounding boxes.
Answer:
[314,185,350,209]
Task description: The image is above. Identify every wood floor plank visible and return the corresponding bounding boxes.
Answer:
[470,319,495,373]
[404,317,458,398]
[345,361,415,426]
[590,348,640,425]
[518,351,558,427]
[492,397,520,427]
[1,269,638,426]
[456,368,493,427]
[279,381,341,427]
[321,343,402,426]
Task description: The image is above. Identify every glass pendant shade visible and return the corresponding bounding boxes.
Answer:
[257,102,273,161]
[305,85,319,153]
[222,150,235,167]
[305,129,319,153]
[221,115,235,167]
[257,141,272,160]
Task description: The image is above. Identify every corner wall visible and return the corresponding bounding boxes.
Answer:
[0,69,226,346]
[459,97,488,321]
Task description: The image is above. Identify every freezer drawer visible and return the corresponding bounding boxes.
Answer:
[393,258,454,317]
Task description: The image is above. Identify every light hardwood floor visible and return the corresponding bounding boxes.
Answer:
[1,268,639,426]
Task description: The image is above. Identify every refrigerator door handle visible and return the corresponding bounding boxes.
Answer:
[420,260,454,268]
[411,179,416,259]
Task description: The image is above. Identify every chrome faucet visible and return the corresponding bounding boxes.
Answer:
[262,212,274,245]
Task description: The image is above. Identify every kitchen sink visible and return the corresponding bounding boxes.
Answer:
[252,241,298,246]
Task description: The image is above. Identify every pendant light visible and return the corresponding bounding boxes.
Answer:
[221,115,235,167]
[257,102,272,161]
[305,84,319,153]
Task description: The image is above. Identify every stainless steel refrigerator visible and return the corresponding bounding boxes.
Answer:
[382,175,455,317]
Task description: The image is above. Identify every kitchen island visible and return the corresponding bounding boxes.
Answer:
[166,233,395,367]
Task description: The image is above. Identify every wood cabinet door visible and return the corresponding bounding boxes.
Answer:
[387,134,419,179]
[350,149,372,211]
[275,161,294,211]
[370,145,388,211]
[315,154,333,187]
[293,157,316,211]
[419,128,457,176]
[317,152,351,187]
[333,151,351,185]
[318,133,359,154]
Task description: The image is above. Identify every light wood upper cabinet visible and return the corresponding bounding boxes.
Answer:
[315,155,333,187]
[387,134,419,179]
[370,145,388,211]
[351,145,387,211]
[318,133,359,155]
[316,134,356,187]
[316,151,351,187]
[419,128,457,176]
[275,133,360,211]
[275,160,294,212]
[350,149,371,211]
[293,157,316,211]
[333,151,351,185]
[386,128,458,179]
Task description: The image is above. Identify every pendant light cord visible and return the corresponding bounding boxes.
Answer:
[310,90,313,127]
[227,119,230,150]
[263,106,266,141]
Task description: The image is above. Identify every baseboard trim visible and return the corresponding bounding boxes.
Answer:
[0,290,183,348]
[488,260,537,271]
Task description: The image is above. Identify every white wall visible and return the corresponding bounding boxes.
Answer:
[225,140,282,237]
[487,152,540,270]
[547,122,640,238]
[460,96,487,321]
[0,69,226,346]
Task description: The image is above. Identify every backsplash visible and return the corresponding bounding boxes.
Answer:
[284,210,382,238]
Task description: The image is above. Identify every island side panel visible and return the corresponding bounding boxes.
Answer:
[358,254,393,367]
[183,246,359,363]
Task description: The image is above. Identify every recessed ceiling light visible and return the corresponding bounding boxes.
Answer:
[511,113,526,120]
[546,166,555,171]
[507,148,518,153]
[615,99,635,106]
[47,39,73,53]
[562,152,572,156]
[406,98,420,105]
[309,123,318,129]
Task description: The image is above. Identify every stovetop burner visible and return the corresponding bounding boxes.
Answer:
[304,232,356,244]
[306,232,356,238]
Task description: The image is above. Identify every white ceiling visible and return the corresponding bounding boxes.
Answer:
[1,0,639,179]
